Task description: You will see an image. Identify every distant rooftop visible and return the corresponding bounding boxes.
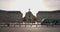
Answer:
[53,10,60,12]
[0,10,22,14]
[37,10,60,14]
[0,10,60,14]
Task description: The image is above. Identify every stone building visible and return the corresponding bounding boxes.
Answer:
[36,10,60,22]
[0,9,60,23]
[23,9,36,23]
[0,10,23,23]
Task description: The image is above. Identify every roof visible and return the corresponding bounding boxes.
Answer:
[7,11,21,14]
[37,10,60,14]
[0,10,22,14]
[53,10,60,13]
[26,11,32,14]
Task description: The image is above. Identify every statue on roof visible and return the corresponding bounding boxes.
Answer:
[27,9,32,14]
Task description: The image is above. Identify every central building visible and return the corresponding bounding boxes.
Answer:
[23,9,36,23]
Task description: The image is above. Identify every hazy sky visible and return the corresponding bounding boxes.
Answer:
[0,0,60,16]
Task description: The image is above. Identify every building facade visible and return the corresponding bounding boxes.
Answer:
[23,9,36,23]
[0,10,23,23]
[0,10,60,23]
[36,10,60,22]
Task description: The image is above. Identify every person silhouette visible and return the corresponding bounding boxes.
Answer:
[7,23,9,27]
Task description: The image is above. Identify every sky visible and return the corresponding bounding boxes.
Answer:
[0,0,60,17]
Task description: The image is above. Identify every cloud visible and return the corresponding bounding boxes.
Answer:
[0,0,16,10]
[0,0,60,16]
[43,0,60,10]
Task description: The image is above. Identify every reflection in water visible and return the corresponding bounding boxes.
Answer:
[0,24,60,28]
[0,23,60,32]
[0,25,60,32]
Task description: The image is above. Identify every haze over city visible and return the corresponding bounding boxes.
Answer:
[0,0,60,16]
